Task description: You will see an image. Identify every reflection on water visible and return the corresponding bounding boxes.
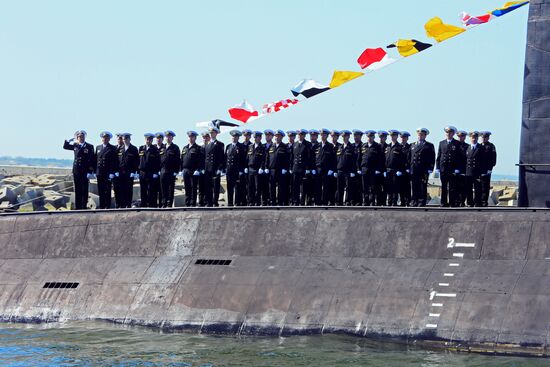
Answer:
[0,322,545,367]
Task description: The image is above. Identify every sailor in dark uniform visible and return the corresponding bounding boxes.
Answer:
[138,133,161,208]
[314,129,335,205]
[410,128,435,207]
[328,130,341,206]
[224,130,247,207]
[261,130,274,205]
[204,127,225,207]
[159,130,181,208]
[266,130,291,206]
[465,131,483,207]
[384,130,406,206]
[181,131,203,207]
[350,130,364,206]
[399,131,412,207]
[306,129,320,206]
[377,130,389,206]
[358,130,383,206]
[153,132,165,207]
[95,131,118,209]
[246,131,266,206]
[63,130,96,210]
[112,133,124,208]
[198,132,211,207]
[480,131,497,207]
[436,126,461,207]
[336,130,357,206]
[291,129,312,206]
[455,130,469,207]
[239,129,253,205]
[117,133,139,208]
[286,130,297,205]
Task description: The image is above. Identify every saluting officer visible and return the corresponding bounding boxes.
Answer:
[117,133,140,208]
[63,130,96,210]
[181,131,203,207]
[480,131,497,207]
[159,130,181,208]
[306,129,321,206]
[261,130,275,205]
[465,131,483,207]
[328,130,341,205]
[358,130,384,206]
[291,129,312,206]
[399,131,412,207]
[153,132,165,207]
[198,131,211,207]
[385,130,406,206]
[138,133,161,208]
[377,130,389,205]
[336,130,357,206]
[204,127,225,207]
[225,130,247,206]
[436,126,461,207]
[350,130,364,206]
[246,131,266,206]
[315,129,336,205]
[456,130,469,207]
[95,131,118,209]
[410,128,435,207]
[266,130,291,206]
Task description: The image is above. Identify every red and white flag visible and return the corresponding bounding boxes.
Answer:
[460,11,494,26]
[228,100,260,123]
[262,99,299,114]
[357,47,396,70]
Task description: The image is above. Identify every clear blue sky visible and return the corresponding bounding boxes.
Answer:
[0,1,528,175]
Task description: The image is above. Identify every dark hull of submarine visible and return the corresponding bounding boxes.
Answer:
[0,207,549,357]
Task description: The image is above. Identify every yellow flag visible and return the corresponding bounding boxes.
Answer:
[329,71,364,89]
[425,17,466,42]
[387,39,432,57]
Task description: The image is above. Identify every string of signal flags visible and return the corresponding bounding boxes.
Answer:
[196,1,530,132]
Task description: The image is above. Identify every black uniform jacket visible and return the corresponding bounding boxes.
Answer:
[358,141,383,172]
[436,139,461,173]
[385,142,406,172]
[247,143,266,170]
[138,145,161,173]
[336,143,357,173]
[117,144,140,175]
[266,143,290,170]
[481,142,497,172]
[315,141,336,171]
[64,141,96,176]
[466,144,483,177]
[95,143,118,176]
[292,141,312,173]
[457,141,469,174]
[225,142,246,175]
[409,141,435,175]
[181,143,204,172]
[159,143,181,173]
[204,140,225,173]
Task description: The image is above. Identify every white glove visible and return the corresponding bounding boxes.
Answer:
[68,138,75,143]
[350,173,356,178]
[216,170,222,176]
[427,170,433,174]
[383,172,387,177]
[244,168,249,174]
[173,172,178,177]
[312,170,317,175]
[239,171,244,176]
[435,169,440,174]
[193,170,200,176]
[357,170,362,176]
[289,170,293,174]
[265,169,270,175]
[134,172,140,181]
[375,171,381,175]
[454,169,460,174]
[406,169,410,173]
[108,173,115,180]
[86,173,94,180]
[258,168,264,175]
[396,171,403,177]
[328,170,334,176]
[282,169,287,175]
[114,172,120,177]
[201,170,205,175]
[153,173,158,179]
[487,170,492,174]
[305,170,311,175]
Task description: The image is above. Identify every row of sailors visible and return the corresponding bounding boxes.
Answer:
[63,126,496,210]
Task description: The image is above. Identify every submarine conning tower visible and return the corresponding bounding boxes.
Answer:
[519,0,550,207]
